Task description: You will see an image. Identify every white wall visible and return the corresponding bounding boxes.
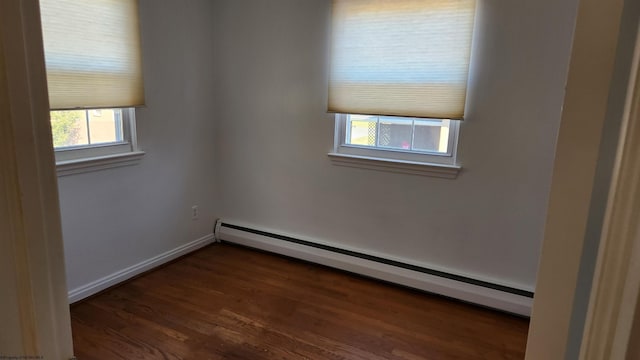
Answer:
[58,0,218,292]
[212,0,579,291]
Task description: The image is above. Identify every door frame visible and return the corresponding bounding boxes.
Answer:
[525,0,640,357]
[579,23,640,359]
[0,0,74,358]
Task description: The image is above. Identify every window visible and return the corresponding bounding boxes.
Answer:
[39,0,145,174]
[327,0,476,177]
[334,114,459,165]
[51,108,139,163]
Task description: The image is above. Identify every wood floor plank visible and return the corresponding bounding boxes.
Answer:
[71,243,529,359]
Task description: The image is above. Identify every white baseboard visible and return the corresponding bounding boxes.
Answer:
[218,223,533,316]
[68,233,215,303]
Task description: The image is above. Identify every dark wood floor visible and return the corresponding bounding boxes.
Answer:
[71,243,529,359]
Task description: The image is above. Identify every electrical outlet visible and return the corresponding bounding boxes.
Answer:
[191,205,199,220]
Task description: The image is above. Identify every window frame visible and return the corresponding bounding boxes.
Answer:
[344,116,455,156]
[53,108,144,176]
[332,113,461,167]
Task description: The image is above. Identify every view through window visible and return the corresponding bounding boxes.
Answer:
[50,109,125,149]
[346,115,451,154]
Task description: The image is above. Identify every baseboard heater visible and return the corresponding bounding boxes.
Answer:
[216,221,534,316]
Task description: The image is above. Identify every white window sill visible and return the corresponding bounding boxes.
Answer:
[328,153,461,179]
[56,151,145,177]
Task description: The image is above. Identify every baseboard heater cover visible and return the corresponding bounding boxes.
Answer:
[217,222,534,316]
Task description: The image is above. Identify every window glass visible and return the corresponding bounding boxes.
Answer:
[51,109,124,149]
[345,115,451,155]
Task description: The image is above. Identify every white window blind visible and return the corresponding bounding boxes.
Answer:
[40,0,145,110]
[329,0,476,120]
